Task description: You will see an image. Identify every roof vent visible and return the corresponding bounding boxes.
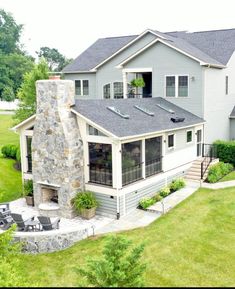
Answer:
[171,117,185,123]
[134,105,154,116]
[107,106,129,119]
[156,103,175,114]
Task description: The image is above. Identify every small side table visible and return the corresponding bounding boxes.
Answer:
[26,220,41,232]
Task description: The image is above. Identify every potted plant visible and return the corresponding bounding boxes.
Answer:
[72,191,99,219]
[23,179,34,206]
[130,77,145,97]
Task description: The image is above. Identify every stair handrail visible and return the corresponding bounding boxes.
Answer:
[201,144,217,179]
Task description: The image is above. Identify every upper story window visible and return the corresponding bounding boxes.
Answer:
[225,76,228,95]
[186,130,193,143]
[75,80,89,96]
[103,83,111,99]
[113,82,123,99]
[166,75,188,97]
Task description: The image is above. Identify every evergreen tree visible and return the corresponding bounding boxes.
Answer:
[75,235,146,287]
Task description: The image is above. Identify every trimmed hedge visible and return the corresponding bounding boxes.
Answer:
[207,162,234,183]
[1,144,19,159]
[213,140,235,166]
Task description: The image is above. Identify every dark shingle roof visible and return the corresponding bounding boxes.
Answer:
[73,97,204,138]
[63,28,235,72]
[63,35,137,72]
[230,106,235,118]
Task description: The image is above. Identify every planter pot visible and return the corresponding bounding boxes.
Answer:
[25,196,34,206]
[79,207,96,220]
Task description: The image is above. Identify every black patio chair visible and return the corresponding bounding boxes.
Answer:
[0,211,14,230]
[37,216,60,231]
[11,213,34,232]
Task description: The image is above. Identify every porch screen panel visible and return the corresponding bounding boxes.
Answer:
[122,141,142,186]
[145,136,162,177]
[89,143,112,186]
[26,136,32,173]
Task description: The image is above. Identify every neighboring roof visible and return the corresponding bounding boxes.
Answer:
[63,28,235,72]
[230,106,235,118]
[72,97,205,138]
[11,114,36,131]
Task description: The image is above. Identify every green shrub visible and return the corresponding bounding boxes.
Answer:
[23,179,33,197]
[72,191,99,213]
[153,194,163,202]
[207,162,234,183]
[16,146,21,162]
[170,178,186,192]
[159,187,170,198]
[139,197,155,209]
[1,144,18,159]
[213,140,235,165]
[130,77,145,88]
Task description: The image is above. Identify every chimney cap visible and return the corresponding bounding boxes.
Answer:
[49,75,61,80]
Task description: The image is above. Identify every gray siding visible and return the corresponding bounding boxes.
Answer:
[93,192,117,218]
[96,32,156,99]
[63,73,96,99]
[124,42,203,118]
[230,119,235,140]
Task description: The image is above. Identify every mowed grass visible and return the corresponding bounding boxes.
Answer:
[220,170,235,182]
[20,187,235,287]
[0,114,22,202]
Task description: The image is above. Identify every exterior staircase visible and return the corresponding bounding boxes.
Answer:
[185,157,219,182]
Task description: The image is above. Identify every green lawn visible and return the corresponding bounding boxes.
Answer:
[0,114,22,201]
[220,170,235,182]
[19,187,235,287]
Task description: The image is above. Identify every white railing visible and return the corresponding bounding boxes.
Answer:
[0,100,19,110]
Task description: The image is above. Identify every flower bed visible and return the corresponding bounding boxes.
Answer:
[138,178,186,210]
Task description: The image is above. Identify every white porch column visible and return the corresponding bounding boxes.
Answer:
[122,70,128,98]
[112,141,122,189]
[142,139,146,179]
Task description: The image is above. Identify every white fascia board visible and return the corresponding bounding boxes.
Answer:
[90,29,160,71]
[71,108,119,140]
[117,38,225,69]
[11,114,36,131]
[62,71,96,74]
[119,122,206,142]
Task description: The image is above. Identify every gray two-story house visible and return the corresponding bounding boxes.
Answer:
[63,28,235,143]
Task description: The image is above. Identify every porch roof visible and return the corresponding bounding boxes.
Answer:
[72,97,205,138]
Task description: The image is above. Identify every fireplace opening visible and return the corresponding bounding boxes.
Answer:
[42,187,58,204]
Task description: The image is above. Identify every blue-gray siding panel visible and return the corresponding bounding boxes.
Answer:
[93,192,117,218]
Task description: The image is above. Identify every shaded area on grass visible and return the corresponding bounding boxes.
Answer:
[19,187,235,287]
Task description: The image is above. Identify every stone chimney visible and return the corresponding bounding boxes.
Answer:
[32,79,84,218]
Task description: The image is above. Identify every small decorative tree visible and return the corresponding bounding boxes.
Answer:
[130,77,145,96]
[75,234,146,287]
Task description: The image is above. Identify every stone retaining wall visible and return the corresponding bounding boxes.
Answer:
[13,225,95,254]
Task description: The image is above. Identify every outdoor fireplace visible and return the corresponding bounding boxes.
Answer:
[42,187,58,204]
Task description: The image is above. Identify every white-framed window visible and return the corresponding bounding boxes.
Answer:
[88,125,106,137]
[168,134,175,149]
[113,82,123,99]
[225,75,228,95]
[103,83,111,99]
[75,80,89,96]
[186,130,193,143]
[165,75,188,97]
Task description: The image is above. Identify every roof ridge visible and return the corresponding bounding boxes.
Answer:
[99,35,137,40]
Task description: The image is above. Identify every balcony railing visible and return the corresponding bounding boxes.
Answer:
[145,157,162,178]
[122,162,143,186]
[127,93,152,98]
[27,155,32,173]
[89,163,112,186]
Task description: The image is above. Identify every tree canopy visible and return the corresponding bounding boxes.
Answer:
[37,46,72,71]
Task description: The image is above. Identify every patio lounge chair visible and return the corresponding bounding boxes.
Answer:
[37,216,60,231]
[0,202,10,215]
[0,211,14,230]
[11,213,34,232]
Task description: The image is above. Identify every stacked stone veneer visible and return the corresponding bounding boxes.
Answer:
[32,80,84,218]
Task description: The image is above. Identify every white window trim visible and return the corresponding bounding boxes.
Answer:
[186,130,193,144]
[75,79,89,96]
[167,133,175,150]
[165,75,189,98]
[103,83,111,99]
